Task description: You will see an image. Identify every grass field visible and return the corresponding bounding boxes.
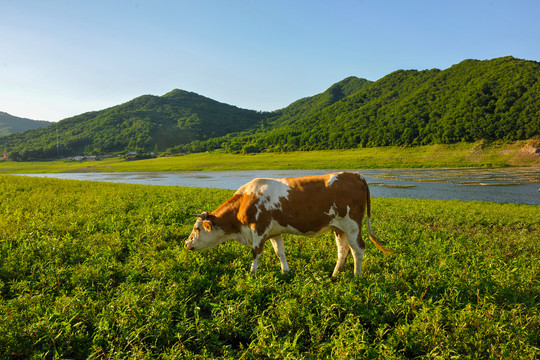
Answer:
[1,141,538,174]
[1,175,539,358]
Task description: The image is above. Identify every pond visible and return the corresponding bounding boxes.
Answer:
[17,167,540,205]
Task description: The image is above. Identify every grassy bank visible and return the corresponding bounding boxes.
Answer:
[1,175,539,358]
[1,141,538,174]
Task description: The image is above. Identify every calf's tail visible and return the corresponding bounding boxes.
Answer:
[365,182,394,256]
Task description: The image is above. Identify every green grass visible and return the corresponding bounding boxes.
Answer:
[1,141,538,174]
[1,175,539,359]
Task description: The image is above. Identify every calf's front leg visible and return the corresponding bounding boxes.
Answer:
[250,237,266,273]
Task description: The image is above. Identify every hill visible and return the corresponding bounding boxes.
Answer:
[299,56,540,148]
[193,56,540,153]
[267,76,372,127]
[1,56,539,160]
[0,90,267,160]
[173,76,371,153]
[0,112,52,136]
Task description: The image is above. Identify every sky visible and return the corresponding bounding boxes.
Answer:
[1,0,539,122]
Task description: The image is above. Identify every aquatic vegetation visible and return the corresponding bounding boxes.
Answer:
[0,175,539,358]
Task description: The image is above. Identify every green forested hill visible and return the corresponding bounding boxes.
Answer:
[1,56,539,160]
[189,76,372,153]
[0,112,52,136]
[0,90,267,160]
[267,76,372,127]
[201,56,540,153]
[312,56,540,148]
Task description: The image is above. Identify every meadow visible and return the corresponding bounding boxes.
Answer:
[1,175,539,359]
[0,140,538,174]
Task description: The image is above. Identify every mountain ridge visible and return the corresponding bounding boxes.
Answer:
[187,56,539,153]
[1,56,539,160]
[0,112,53,137]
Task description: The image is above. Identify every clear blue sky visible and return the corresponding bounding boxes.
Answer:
[1,0,539,122]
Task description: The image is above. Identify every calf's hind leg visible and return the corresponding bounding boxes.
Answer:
[270,235,289,273]
[345,230,365,276]
[332,230,350,277]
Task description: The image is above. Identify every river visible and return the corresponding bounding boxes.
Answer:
[17,168,540,205]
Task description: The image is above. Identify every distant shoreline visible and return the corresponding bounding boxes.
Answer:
[0,141,539,174]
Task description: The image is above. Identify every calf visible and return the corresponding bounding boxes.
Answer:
[185,172,393,276]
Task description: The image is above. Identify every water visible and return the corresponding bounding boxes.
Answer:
[17,168,540,205]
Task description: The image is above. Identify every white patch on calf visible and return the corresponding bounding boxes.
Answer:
[262,219,333,241]
[186,223,229,250]
[355,172,366,181]
[236,178,291,219]
[327,172,343,187]
[325,203,339,217]
[328,205,360,238]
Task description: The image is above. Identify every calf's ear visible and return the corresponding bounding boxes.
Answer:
[202,220,213,232]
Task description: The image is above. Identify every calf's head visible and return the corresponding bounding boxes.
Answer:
[185,212,227,250]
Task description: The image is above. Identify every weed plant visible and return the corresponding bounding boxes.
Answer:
[0,175,539,359]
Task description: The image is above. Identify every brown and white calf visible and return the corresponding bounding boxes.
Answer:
[185,172,393,276]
